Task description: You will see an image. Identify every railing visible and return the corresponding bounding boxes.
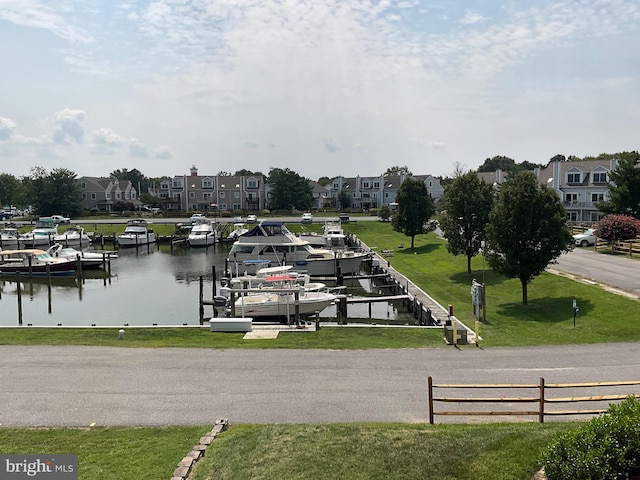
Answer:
[427,376,640,424]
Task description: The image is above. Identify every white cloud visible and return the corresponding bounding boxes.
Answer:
[430,141,446,149]
[52,109,85,145]
[459,9,488,25]
[0,117,17,140]
[323,138,341,154]
[244,140,259,149]
[91,128,127,155]
[153,145,173,159]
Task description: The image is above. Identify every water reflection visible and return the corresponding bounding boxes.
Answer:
[0,243,414,327]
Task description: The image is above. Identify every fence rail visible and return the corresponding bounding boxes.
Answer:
[427,376,640,424]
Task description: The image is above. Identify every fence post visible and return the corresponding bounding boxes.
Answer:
[539,377,545,424]
[428,376,434,424]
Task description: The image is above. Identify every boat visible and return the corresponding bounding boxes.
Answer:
[0,249,77,277]
[116,219,157,247]
[53,226,92,246]
[230,273,337,319]
[226,222,249,241]
[18,218,58,247]
[299,218,347,250]
[187,219,216,247]
[227,222,368,277]
[0,228,21,248]
[225,265,326,292]
[46,243,117,269]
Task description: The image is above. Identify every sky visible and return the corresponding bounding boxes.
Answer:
[0,0,639,182]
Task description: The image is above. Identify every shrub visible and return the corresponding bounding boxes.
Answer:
[595,214,640,242]
[539,396,640,479]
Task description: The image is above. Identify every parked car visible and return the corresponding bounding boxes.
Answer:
[246,214,258,223]
[573,228,597,247]
[301,213,313,224]
[190,213,206,222]
[51,214,71,224]
[339,213,350,223]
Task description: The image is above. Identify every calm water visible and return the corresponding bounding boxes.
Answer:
[0,243,413,327]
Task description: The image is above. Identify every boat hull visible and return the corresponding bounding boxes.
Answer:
[116,233,157,247]
[234,292,335,318]
[229,252,366,276]
[188,234,216,247]
[0,262,77,277]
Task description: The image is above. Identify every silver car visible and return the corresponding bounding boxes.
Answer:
[573,228,597,247]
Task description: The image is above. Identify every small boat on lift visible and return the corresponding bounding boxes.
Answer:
[47,243,117,269]
[0,227,21,248]
[188,219,216,247]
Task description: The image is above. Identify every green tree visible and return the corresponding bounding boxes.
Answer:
[267,168,313,211]
[391,177,435,248]
[110,168,148,194]
[594,214,640,241]
[598,151,640,218]
[485,171,574,305]
[337,190,351,210]
[235,169,263,176]
[440,171,494,274]
[378,204,392,221]
[384,165,413,177]
[0,173,23,208]
[317,176,331,187]
[477,156,517,173]
[24,167,82,217]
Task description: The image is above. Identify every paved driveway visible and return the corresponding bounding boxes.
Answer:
[551,247,640,297]
[1,343,640,427]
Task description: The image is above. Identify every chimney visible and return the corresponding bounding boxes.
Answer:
[190,164,198,176]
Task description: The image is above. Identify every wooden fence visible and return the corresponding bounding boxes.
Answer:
[595,239,640,257]
[427,376,640,424]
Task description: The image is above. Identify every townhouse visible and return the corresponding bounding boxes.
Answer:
[77,176,139,212]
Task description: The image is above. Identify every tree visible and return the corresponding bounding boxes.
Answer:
[24,167,82,217]
[317,176,331,187]
[598,151,640,218]
[378,204,392,221]
[485,171,574,304]
[391,177,435,248]
[0,173,23,208]
[477,156,517,173]
[110,168,148,194]
[337,190,351,210]
[440,171,494,274]
[267,168,313,211]
[235,169,263,176]
[384,165,413,177]
[594,214,640,242]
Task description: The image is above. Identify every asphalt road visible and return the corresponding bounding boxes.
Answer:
[551,247,640,297]
[1,343,640,427]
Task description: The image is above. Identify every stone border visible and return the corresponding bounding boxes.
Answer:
[171,418,228,480]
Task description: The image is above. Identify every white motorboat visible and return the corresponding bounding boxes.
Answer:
[228,222,368,276]
[231,273,337,319]
[226,265,326,292]
[0,248,77,277]
[188,219,216,247]
[116,219,157,247]
[300,218,347,250]
[53,226,92,246]
[226,222,249,241]
[0,228,21,248]
[19,218,59,247]
[47,243,117,269]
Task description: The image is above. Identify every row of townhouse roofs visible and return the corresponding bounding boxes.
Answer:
[79,159,620,223]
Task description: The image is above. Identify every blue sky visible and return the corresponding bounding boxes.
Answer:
[1,0,638,180]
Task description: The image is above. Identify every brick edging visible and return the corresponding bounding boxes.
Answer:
[171,418,229,480]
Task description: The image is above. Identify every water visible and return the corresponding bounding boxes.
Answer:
[0,243,414,327]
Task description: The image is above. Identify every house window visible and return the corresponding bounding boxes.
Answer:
[81,182,86,188]
[203,192,212,200]
[373,182,380,188]
[233,203,241,210]
[172,192,181,199]
[567,173,581,183]
[202,179,213,188]
[131,193,136,200]
[362,192,370,198]
[234,192,240,198]
[591,193,604,203]
[362,181,370,189]
[220,192,225,198]
[106,193,111,199]
[567,211,578,221]
[189,191,195,198]
[125,193,130,200]
[333,182,339,189]
[372,192,377,198]
[116,193,121,199]
[160,192,169,199]
[247,179,258,188]
[592,172,607,183]
[385,192,389,198]
[565,193,578,203]
[590,212,603,222]
[82,193,86,199]
[91,193,96,199]
[219,203,227,210]
[161,181,170,189]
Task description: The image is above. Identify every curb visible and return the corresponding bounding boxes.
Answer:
[170,418,228,480]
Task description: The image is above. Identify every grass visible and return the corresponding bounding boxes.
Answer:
[348,221,640,347]
[192,422,573,480]
[0,426,209,480]
[0,422,573,480]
